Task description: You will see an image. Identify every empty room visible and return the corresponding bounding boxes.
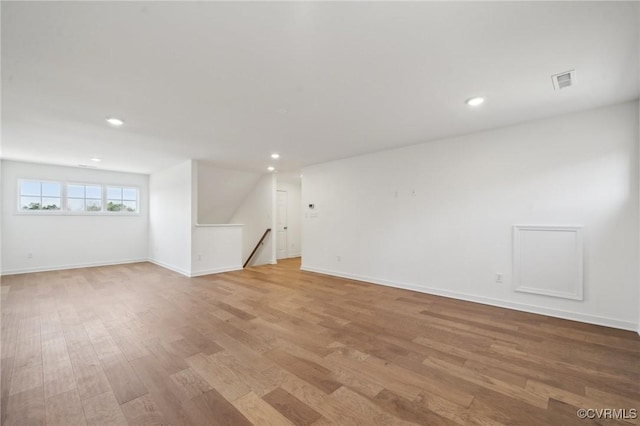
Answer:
[1,1,639,425]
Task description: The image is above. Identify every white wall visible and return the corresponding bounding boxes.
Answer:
[149,160,193,275]
[191,225,243,276]
[230,174,275,266]
[197,162,261,224]
[1,160,149,274]
[277,172,302,258]
[1,161,3,275]
[302,101,639,331]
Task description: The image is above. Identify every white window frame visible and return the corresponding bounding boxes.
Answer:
[17,179,64,214]
[66,182,105,214]
[105,185,140,214]
[16,179,141,216]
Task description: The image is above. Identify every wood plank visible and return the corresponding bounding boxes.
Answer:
[215,301,257,321]
[327,386,418,426]
[263,387,323,426]
[10,363,43,396]
[45,389,86,426]
[421,356,547,409]
[264,348,341,394]
[43,362,76,400]
[278,371,359,426]
[110,331,151,361]
[372,389,459,426]
[4,386,45,426]
[67,339,112,400]
[1,356,15,425]
[81,391,128,426]
[144,338,190,374]
[191,388,253,426]
[232,391,296,426]
[100,353,148,404]
[121,394,169,426]
[185,353,250,401]
[176,326,224,355]
[169,368,213,399]
[0,258,637,426]
[13,332,42,370]
[417,391,506,426]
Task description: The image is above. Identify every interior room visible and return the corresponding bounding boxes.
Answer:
[1,2,639,425]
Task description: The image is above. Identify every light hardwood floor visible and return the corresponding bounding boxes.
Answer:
[1,258,638,425]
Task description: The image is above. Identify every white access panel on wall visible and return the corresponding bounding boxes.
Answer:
[513,225,584,300]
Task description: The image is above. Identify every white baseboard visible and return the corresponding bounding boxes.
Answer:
[3,257,242,279]
[300,265,638,332]
[148,259,243,278]
[1,258,148,276]
[190,265,243,277]
[147,258,191,277]
[275,254,301,263]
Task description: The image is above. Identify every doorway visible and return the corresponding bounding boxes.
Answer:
[275,173,302,260]
[276,190,288,259]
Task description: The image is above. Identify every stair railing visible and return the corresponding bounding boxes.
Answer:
[243,228,272,268]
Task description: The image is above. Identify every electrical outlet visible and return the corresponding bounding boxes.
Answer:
[496,273,503,283]
[336,255,341,262]
[197,254,202,261]
[27,252,33,259]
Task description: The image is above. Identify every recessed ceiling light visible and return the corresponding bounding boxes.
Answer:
[267,166,275,172]
[106,117,124,126]
[466,97,485,107]
[271,153,280,159]
[90,158,101,162]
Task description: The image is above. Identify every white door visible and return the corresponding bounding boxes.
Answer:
[276,190,288,259]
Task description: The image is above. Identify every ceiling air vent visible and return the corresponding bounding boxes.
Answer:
[551,69,575,90]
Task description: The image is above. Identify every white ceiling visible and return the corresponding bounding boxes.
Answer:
[2,2,638,175]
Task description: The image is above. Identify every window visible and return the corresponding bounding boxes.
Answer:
[106,186,138,212]
[67,184,103,212]
[17,179,140,215]
[19,180,62,211]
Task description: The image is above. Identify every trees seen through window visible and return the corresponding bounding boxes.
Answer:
[18,180,139,214]
[20,181,61,210]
